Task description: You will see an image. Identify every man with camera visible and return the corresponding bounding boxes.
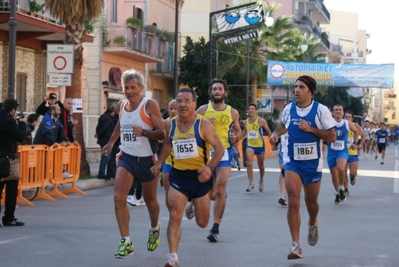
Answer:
[0,98,27,227]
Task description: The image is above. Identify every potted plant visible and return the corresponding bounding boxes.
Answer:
[144,24,159,36]
[161,30,175,43]
[113,35,126,46]
[29,0,43,13]
[126,17,143,29]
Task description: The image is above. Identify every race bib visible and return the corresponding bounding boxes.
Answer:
[379,138,386,143]
[247,130,258,139]
[293,142,317,160]
[121,126,140,147]
[172,139,199,159]
[331,140,345,151]
[210,148,229,161]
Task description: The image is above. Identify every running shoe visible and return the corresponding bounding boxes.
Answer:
[344,188,349,197]
[127,195,136,206]
[164,253,180,267]
[278,196,287,206]
[339,189,346,202]
[246,183,255,192]
[147,222,161,251]
[2,217,24,226]
[287,241,303,260]
[115,238,134,258]
[207,229,219,242]
[63,171,73,178]
[259,180,264,192]
[307,222,319,246]
[185,203,195,220]
[334,194,341,205]
[350,176,356,186]
[375,155,378,160]
[136,197,146,206]
[380,161,384,165]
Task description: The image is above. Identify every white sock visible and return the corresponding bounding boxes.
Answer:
[150,224,159,231]
[123,236,130,243]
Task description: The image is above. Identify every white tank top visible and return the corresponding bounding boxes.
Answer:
[119,97,156,157]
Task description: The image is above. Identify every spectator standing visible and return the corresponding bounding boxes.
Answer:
[59,98,77,143]
[36,93,58,115]
[33,105,71,178]
[0,98,27,226]
[21,113,40,145]
[95,106,116,179]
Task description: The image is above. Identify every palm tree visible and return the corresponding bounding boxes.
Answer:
[45,0,104,175]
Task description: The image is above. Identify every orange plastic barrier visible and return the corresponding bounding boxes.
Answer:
[17,145,55,206]
[48,143,84,199]
[237,136,276,163]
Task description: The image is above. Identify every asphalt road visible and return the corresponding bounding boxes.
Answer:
[1,145,399,267]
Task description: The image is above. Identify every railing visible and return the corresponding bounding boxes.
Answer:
[309,0,330,21]
[104,25,170,59]
[330,43,345,55]
[1,0,62,25]
[385,94,397,98]
[151,42,174,75]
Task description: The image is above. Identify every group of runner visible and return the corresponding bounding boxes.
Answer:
[102,69,393,266]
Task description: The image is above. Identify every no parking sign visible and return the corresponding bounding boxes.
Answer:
[46,44,74,74]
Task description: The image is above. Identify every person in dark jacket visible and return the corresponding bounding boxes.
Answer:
[21,113,40,145]
[0,98,27,226]
[95,106,116,179]
[59,98,77,143]
[33,105,67,146]
[35,93,58,116]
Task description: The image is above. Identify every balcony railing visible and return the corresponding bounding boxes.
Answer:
[384,94,397,98]
[330,43,345,55]
[384,106,396,111]
[309,0,330,21]
[104,25,170,59]
[1,0,62,25]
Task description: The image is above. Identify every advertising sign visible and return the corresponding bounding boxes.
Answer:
[267,61,394,88]
[214,4,265,33]
[256,88,273,114]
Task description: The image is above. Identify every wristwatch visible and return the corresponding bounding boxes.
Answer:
[143,129,147,136]
[208,164,215,173]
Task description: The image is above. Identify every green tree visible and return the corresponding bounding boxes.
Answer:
[44,0,104,175]
[179,36,210,107]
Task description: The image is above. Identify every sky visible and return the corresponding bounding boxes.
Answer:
[323,0,399,80]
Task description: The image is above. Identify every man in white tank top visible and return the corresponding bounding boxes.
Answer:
[102,69,165,259]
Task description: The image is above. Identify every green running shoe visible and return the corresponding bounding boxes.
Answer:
[115,238,134,259]
[147,222,161,251]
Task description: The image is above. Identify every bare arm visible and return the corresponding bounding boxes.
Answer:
[349,121,359,145]
[198,119,224,182]
[137,99,165,140]
[238,121,247,141]
[259,117,272,137]
[269,120,287,146]
[230,108,241,144]
[150,120,172,177]
[355,123,366,148]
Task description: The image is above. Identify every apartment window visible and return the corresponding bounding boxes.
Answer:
[133,6,143,20]
[16,73,27,111]
[111,0,118,23]
[392,113,396,120]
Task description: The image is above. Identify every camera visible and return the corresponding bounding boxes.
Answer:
[15,110,25,121]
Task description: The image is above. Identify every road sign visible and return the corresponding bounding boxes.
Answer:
[46,44,74,74]
[48,74,72,86]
